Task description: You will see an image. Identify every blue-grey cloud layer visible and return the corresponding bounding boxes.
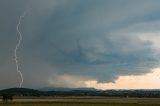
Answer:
[1,0,160,89]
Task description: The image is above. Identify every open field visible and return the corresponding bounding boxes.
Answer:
[1,97,160,106]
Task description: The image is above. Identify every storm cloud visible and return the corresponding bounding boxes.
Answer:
[1,0,160,89]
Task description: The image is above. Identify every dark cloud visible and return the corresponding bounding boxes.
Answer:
[1,0,160,89]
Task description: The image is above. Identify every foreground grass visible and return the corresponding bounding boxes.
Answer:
[1,102,160,106]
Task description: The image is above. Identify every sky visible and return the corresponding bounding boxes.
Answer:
[1,0,160,90]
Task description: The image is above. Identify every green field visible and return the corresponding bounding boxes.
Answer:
[1,97,160,106]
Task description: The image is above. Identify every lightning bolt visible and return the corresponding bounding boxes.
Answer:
[15,12,26,88]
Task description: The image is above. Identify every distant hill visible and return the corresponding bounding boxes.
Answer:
[39,87,98,91]
[1,88,160,97]
[0,87,98,96]
[0,88,43,96]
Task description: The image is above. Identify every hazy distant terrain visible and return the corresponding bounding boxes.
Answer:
[1,88,160,98]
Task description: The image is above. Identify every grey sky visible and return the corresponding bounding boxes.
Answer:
[1,0,160,89]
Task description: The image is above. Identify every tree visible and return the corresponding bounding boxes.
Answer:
[2,93,13,103]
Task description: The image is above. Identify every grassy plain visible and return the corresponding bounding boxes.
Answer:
[1,97,160,106]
